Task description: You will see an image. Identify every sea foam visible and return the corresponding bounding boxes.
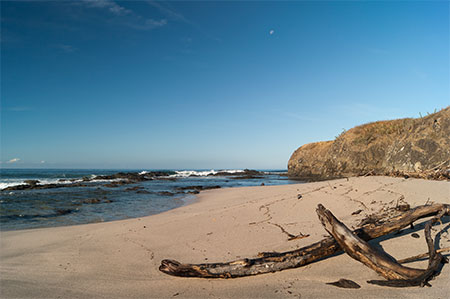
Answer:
[169,169,244,178]
[0,177,124,190]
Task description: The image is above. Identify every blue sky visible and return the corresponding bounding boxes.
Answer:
[1,1,449,169]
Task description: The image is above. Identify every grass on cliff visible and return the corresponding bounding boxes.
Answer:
[335,108,447,146]
[351,119,412,145]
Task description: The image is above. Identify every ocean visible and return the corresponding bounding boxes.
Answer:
[0,169,302,231]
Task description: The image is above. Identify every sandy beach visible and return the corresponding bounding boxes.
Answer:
[1,176,449,298]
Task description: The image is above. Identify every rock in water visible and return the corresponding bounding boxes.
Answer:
[326,279,361,289]
[288,107,450,180]
[24,180,40,186]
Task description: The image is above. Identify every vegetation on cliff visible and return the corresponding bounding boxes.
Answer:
[288,107,450,180]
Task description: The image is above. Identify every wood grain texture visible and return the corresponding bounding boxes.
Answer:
[317,204,449,287]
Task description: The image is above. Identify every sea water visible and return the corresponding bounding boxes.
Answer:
[0,169,301,230]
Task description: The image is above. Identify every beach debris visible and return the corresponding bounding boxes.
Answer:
[396,204,410,212]
[159,203,449,282]
[351,209,363,215]
[398,247,450,264]
[269,222,310,241]
[385,166,450,181]
[411,233,420,239]
[362,170,375,177]
[326,279,361,289]
[317,204,449,287]
[395,196,410,211]
[287,233,310,241]
[297,194,302,199]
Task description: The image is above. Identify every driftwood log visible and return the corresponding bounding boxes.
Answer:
[159,203,449,279]
[317,204,449,287]
[398,247,450,264]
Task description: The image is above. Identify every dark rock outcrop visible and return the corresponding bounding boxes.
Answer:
[2,171,177,191]
[93,171,174,182]
[157,191,175,196]
[82,198,113,204]
[136,190,151,194]
[288,107,450,180]
[176,185,222,192]
[103,181,129,188]
[213,169,263,177]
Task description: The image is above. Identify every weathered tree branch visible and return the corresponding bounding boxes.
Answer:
[367,209,449,287]
[159,203,449,278]
[317,205,449,287]
[398,247,450,264]
[317,204,424,280]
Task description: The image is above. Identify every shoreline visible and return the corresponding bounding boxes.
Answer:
[1,169,295,231]
[1,176,449,298]
[0,191,199,233]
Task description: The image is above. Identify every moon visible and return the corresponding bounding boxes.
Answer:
[269,29,274,35]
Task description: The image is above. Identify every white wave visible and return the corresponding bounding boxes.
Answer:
[0,181,25,190]
[139,171,149,175]
[0,177,124,190]
[0,178,78,190]
[169,170,216,178]
[263,171,287,175]
[39,178,83,185]
[89,178,125,183]
[39,177,125,184]
[219,169,245,174]
[169,169,245,178]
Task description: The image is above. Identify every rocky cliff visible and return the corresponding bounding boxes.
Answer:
[288,107,450,180]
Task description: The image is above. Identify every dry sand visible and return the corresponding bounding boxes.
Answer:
[1,176,449,298]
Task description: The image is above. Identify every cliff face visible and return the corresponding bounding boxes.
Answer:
[288,107,450,180]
